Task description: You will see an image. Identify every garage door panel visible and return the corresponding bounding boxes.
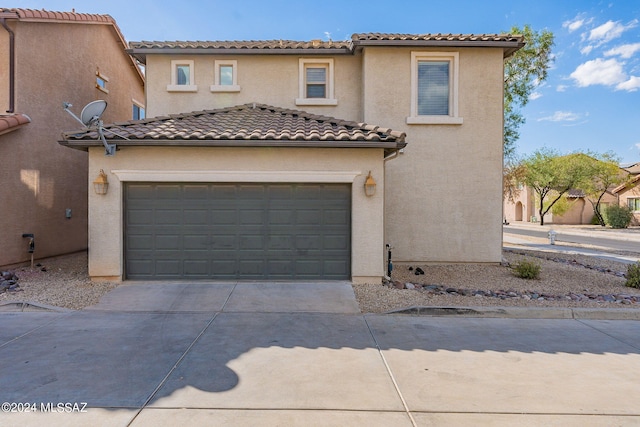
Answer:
[183,260,209,276]
[239,210,264,225]
[125,183,350,280]
[156,235,181,249]
[211,209,238,224]
[184,209,209,224]
[156,209,182,224]
[183,234,208,249]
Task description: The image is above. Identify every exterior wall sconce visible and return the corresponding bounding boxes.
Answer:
[93,169,109,195]
[364,171,376,197]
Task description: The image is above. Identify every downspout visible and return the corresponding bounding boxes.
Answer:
[0,18,15,113]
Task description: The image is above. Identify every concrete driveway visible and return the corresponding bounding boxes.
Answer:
[1,281,639,426]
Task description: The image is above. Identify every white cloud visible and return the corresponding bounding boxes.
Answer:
[580,45,594,55]
[616,76,640,92]
[604,42,640,59]
[587,19,638,45]
[556,85,568,92]
[530,92,543,100]
[563,17,585,33]
[538,111,581,122]
[570,58,627,87]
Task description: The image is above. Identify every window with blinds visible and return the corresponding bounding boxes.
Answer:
[306,66,327,98]
[407,52,461,124]
[417,61,450,115]
[296,58,337,106]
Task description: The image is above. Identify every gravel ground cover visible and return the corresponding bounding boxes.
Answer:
[0,252,117,310]
[2,249,640,312]
[354,249,640,313]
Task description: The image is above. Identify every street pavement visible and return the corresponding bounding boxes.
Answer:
[1,281,639,426]
[503,222,640,264]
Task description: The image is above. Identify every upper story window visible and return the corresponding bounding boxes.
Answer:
[296,58,337,106]
[211,60,240,92]
[407,52,463,125]
[96,70,109,94]
[167,60,197,92]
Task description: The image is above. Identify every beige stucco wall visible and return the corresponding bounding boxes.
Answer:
[0,19,144,267]
[139,44,509,265]
[361,47,505,263]
[88,146,386,283]
[145,54,362,121]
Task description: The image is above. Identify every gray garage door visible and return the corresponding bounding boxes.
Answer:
[124,183,351,280]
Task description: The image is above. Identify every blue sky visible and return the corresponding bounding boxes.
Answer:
[13,0,640,164]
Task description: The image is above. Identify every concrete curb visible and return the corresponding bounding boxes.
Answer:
[0,300,74,313]
[385,305,640,320]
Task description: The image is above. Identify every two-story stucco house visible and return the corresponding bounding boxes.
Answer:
[60,33,523,283]
[0,8,144,268]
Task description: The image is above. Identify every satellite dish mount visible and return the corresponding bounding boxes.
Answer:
[63,100,116,156]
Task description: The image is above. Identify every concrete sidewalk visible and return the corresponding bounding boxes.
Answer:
[1,282,639,426]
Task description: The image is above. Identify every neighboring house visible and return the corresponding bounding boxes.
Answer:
[0,8,144,268]
[613,174,640,225]
[60,33,524,283]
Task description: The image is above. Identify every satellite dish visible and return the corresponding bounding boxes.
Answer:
[80,100,107,126]
[63,100,120,156]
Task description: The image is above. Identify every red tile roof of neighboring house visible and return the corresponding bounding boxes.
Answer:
[0,8,144,84]
[0,114,31,136]
[0,7,115,23]
[128,32,525,63]
[59,103,406,155]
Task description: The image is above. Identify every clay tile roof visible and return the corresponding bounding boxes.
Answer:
[351,32,525,57]
[1,8,115,24]
[130,39,351,50]
[0,114,31,136]
[128,32,524,63]
[60,103,406,153]
[351,32,523,42]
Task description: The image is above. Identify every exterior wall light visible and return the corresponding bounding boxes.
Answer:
[93,169,109,195]
[364,171,376,197]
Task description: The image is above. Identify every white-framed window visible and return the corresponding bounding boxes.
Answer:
[296,58,337,106]
[407,51,463,125]
[210,60,240,92]
[167,60,197,92]
[96,70,109,94]
[628,198,640,211]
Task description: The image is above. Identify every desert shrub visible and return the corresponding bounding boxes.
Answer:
[604,205,633,229]
[625,262,640,289]
[512,259,541,279]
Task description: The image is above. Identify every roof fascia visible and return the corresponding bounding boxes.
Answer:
[59,139,406,151]
[126,47,353,64]
[353,39,525,58]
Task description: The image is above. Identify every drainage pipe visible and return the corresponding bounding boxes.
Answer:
[0,18,15,113]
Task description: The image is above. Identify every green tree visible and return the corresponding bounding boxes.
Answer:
[521,149,593,226]
[579,152,630,226]
[503,25,555,161]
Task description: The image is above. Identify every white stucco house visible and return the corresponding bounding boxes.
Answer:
[59,33,524,283]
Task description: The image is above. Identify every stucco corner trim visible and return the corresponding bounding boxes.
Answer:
[111,170,363,183]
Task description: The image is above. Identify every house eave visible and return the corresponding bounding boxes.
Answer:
[58,139,406,155]
[353,39,525,57]
[127,47,353,64]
